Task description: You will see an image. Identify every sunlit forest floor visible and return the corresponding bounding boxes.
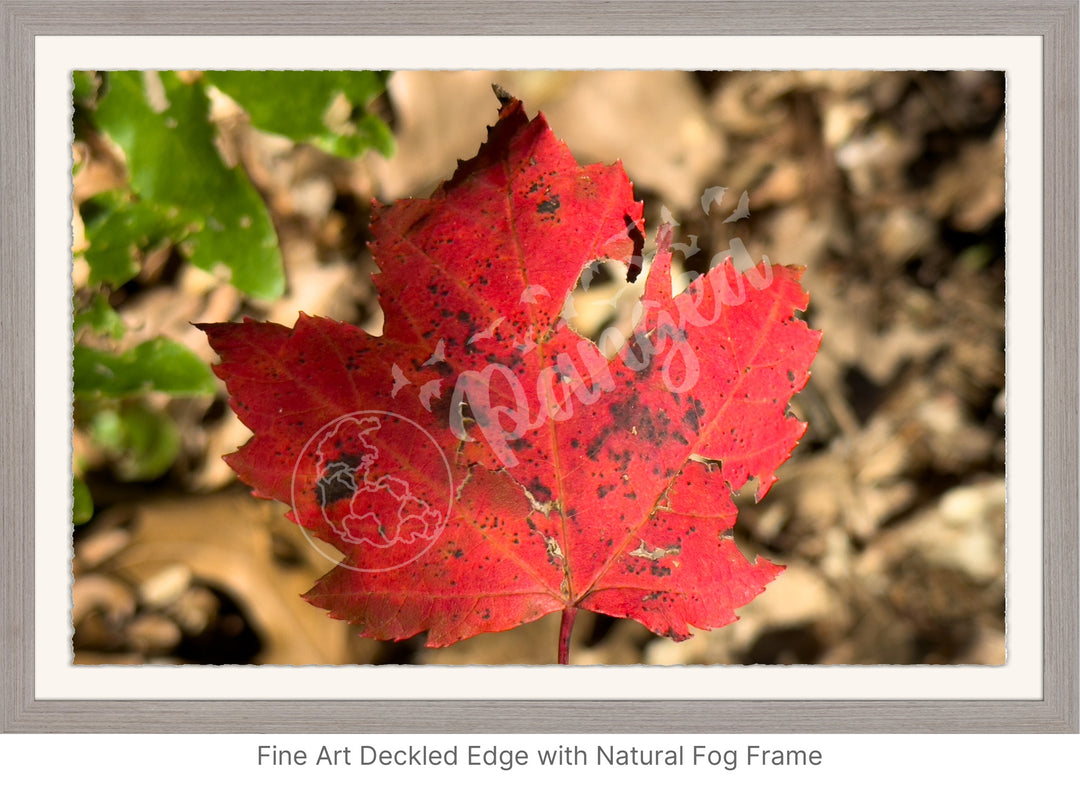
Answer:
[73,70,1006,666]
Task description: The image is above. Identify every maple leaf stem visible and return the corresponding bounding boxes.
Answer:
[558,606,578,665]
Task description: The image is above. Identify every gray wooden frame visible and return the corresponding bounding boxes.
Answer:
[1,1,1075,733]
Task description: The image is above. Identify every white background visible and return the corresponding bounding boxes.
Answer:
[39,34,1042,701]
[2,734,1077,786]
[18,32,1071,779]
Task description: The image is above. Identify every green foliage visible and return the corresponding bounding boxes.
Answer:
[94,71,285,299]
[86,402,182,482]
[73,293,125,340]
[80,190,185,288]
[205,70,394,158]
[73,477,94,526]
[72,70,100,108]
[81,69,393,299]
[72,69,395,524]
[73,337,217,399]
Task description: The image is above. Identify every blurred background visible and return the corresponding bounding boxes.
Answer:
[71,70,1005,666]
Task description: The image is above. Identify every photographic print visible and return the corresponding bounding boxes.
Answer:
[70,69,1006,668]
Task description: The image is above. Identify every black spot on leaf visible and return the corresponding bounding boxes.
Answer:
[624,214,645,283]
[538,195,560,214]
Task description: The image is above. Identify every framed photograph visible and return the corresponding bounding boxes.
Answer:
[2,1,1076,734]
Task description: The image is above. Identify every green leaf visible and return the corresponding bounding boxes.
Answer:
[88,403,181,482]
[73,337,217,398]
[73,293,126,340]
[204,70,394,158]
[80,191,185,288]
[73,477,94,525]
[94,71,285,299]
[73,70,100,108]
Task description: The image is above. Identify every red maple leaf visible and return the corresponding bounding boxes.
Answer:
[199,94,820,663]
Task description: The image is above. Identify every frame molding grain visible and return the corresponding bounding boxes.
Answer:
[1,0,1076,733]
